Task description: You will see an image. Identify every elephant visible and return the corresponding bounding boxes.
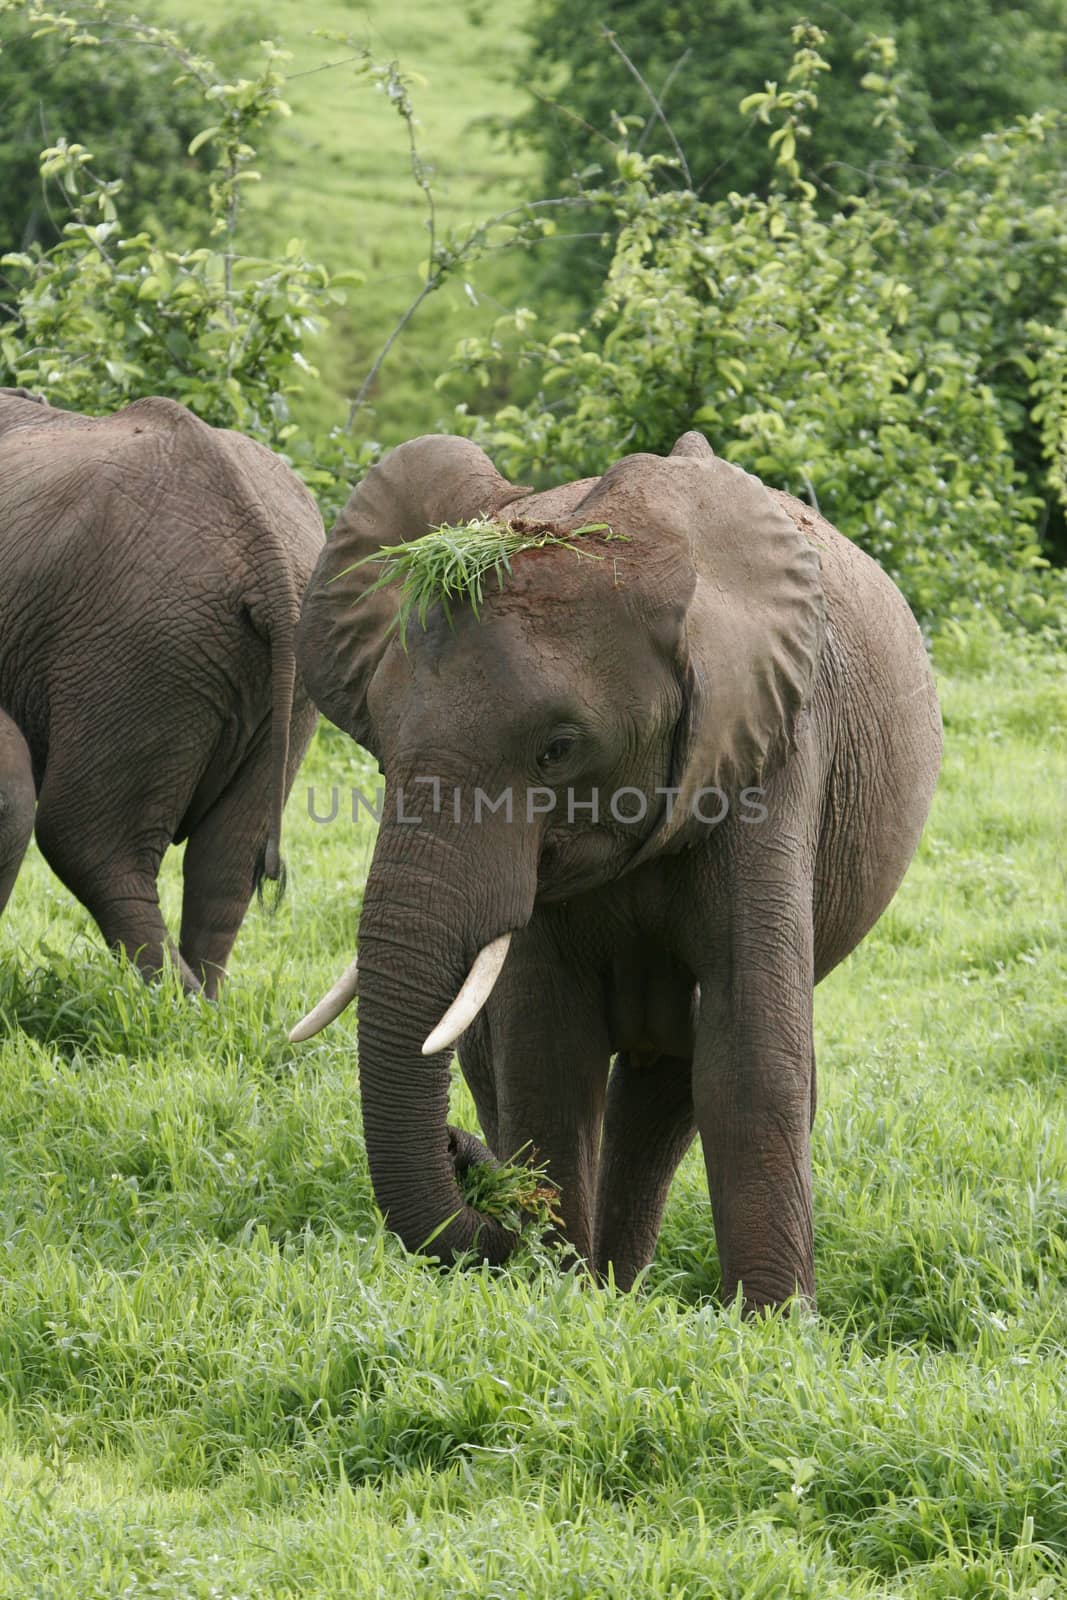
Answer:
[0,389,323,995]
[291,430,942,1311]
[0,709,34,918]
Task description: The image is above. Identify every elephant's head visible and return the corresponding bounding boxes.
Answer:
[293,431,825,1263]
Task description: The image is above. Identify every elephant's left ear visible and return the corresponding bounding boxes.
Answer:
[297,436,529,754]
[571,431,826,856]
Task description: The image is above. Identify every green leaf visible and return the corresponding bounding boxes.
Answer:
[187,125,221,157]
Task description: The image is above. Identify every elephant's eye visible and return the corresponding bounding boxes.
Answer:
[538,734,578,770]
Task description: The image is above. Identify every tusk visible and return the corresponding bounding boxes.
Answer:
[421,933,512,1056]
[288,955,359,1043]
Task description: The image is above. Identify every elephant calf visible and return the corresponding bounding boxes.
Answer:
[291,431,942,1311]
[0,390,322,994]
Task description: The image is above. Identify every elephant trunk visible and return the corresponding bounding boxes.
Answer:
[354,800,536,1264]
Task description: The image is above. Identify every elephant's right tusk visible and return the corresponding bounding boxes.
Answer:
[288,955,360,1043]
[422,934,512,1056]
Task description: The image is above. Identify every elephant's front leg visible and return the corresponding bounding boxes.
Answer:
[593,1051,697,1290]
[476,944,612,1265]
[694,875,817,1313]
[0,710,35,920]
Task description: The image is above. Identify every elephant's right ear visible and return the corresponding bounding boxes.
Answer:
[297,436,527,754]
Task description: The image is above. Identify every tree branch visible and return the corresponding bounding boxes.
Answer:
[600,26,692,187]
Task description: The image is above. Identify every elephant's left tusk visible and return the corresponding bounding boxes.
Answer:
[421,934,512,1056]
[288,955,360,1043]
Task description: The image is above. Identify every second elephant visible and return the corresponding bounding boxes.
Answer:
[0,390,323,994]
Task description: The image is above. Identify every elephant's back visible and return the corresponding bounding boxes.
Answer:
[0,403,225,650]
[0,396,321,612]
[0,400,318,761]
[214,420,324,577]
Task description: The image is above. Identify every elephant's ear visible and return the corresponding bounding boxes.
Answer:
[297,435,527,752]
[569,431,826,857]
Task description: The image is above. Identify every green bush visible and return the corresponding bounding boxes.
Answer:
[445,29,1067,629]
[0,4,268,253]
[0,4,379,517]
[494,0,1067,304]
[885,115,1067,563]
[0,141,348,442]
[0,3,558,522]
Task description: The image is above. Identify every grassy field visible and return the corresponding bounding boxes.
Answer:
[162,0,540,445]
[0,623,1064,1598]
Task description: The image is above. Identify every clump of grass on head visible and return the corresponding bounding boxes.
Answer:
[345,515,624,643]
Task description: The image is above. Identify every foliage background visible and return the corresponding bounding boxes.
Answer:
[147,0,536,441]
[490,0,1067,296]
[0,5,266,250]
[4,4,1065,619]
[448,32,1067,624]
[513,0,1067,196]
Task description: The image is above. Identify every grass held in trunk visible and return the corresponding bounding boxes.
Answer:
[456,1144,564,1233]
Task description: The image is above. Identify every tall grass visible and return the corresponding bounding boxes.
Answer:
[0,625,1064,1597]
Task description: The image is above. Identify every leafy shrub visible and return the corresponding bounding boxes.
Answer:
[445,28,1067,628]
[493,0,1067,303]
[0,4,376,516]
[0,3,559,522]
[0,2,267,252]
[0,138,350,441]
[882,114,1067,562]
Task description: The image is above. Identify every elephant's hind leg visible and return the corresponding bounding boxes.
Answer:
[0,711,35,920]
[33,762,197,989]
[178,701,316,998]
[179,727,296,994]
[593,1052,697,1290]
[178,777,264,1000]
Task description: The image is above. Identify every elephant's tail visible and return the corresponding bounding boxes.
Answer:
[258,582,301,902]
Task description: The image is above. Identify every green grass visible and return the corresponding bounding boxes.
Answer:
[160,0,538,448]
[0,624,1064,1596]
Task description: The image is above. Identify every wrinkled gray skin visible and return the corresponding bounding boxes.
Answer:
[297,431,942,1311]
[0,709,34,918]
[0,390,322,994]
